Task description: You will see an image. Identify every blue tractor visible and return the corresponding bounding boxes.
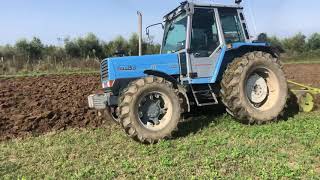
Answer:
[88,1,288,143]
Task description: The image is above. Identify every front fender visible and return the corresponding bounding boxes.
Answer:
[144,70,178,89]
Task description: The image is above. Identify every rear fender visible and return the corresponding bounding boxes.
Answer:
[216,43,279,82]
[231,43,280,58]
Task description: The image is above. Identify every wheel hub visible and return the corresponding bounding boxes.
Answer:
[246,74,268,104]
[147,101,161,119]
[138,93,168,127]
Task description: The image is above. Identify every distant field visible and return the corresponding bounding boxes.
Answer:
[283,59,320,64]
[1,112,320,179]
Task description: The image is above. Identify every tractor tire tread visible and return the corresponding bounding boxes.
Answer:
[118,76,181,144]
[220,51,288,124]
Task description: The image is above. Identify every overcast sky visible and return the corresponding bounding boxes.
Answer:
[0,0,319,45]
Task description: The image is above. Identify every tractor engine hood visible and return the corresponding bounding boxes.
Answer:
[104,53,180,82]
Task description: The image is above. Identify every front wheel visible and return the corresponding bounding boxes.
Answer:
[118,77,181,144]
[221,51,288,124]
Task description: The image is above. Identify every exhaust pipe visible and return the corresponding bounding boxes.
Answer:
[137,11,143,56]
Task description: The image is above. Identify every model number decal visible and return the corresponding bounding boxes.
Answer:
[118,65,136,71]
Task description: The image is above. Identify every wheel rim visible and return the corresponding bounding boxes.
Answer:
[137,92,172,131]
[246,74,268,104]
[245,67,280,111]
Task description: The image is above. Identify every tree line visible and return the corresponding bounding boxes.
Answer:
[0,32,319,74]
[0,33,161,64]
[267,32,320,57]
[1,32,320,61]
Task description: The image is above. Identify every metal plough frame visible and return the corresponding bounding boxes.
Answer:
[288,80,320,112]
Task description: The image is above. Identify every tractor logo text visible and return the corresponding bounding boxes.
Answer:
[118,65,136,71]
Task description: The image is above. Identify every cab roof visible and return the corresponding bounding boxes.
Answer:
[191,1,242,9]
[164,1,243,20]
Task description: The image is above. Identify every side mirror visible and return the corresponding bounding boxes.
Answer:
[145,23,164,39]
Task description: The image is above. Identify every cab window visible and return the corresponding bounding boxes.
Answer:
[191,8,220,57]
[219,8,245,43]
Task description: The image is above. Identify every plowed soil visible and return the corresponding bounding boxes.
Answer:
[284,63,320,107]
[0,75,108,140]
[0,63,319,140]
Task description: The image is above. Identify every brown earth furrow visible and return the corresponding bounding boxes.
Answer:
[0,75,109,140]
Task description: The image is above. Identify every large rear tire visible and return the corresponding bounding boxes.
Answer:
[119,77,181,144]
[221,51,288,124]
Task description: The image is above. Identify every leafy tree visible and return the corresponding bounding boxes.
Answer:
[112,36,129,53]
[267,36,283,48]
[29,37,44,59]
[102,42,114,57]
[128,33,139,56]
[282,33,306,53]
[15,39,30,56]
[0,45,16,58]
[64,38,81,58]
[80,33,104,58]
[307,33,320,50]
[143,42,161,55]
[143,36,161,55]
[43,45,66,60]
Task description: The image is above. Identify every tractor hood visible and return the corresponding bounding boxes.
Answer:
[105,53,180,81]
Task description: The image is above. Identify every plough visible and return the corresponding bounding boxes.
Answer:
[288,80,320,112]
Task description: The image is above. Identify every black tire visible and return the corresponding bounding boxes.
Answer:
[221,51,288,124]
[118,76,181,144]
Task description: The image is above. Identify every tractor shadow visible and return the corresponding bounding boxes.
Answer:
[174,105,226,138]
[174,92,302,139]
[282,91,302,120]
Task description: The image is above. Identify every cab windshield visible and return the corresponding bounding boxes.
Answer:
[161,12,188,54]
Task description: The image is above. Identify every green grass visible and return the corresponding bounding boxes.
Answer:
[1,112,320,179]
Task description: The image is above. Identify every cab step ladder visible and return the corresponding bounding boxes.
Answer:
[190,84,218,106]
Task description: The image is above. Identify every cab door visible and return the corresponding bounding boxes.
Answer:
[188,8,223,80]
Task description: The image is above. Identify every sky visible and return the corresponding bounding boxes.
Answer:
[0,0,319,45]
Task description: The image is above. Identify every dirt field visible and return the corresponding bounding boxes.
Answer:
[284,63,320,87]
[0,74,109,140]
[284,63,320,107]
[0,64,319,141]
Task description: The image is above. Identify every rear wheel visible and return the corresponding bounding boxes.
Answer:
[119,77,181,144]
[221,51,288,124]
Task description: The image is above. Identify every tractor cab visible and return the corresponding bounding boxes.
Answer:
[162,1,249,54]
[160,1,252,83]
